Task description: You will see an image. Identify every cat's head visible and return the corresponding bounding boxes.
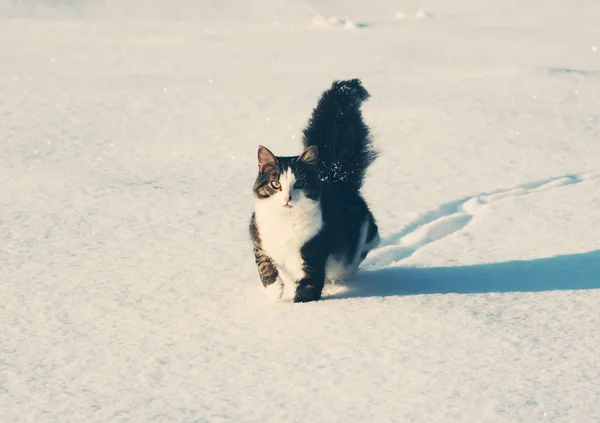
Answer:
[253,145,320,210]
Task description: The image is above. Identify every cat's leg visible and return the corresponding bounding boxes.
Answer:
[254,247,284,301]
[324,254,347,287]
[361,210,380,257]
[250,214,283,301]
[354,208,380,270]
[294,239,327,303]
[294,267,326,303]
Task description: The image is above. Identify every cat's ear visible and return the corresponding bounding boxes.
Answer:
[258,145,277,172]
[299,145,318,166]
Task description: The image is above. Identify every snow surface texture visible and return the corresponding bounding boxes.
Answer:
[1,1,600,422]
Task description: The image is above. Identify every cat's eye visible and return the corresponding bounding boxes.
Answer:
[294,180,305,189]
[270,181,281,189]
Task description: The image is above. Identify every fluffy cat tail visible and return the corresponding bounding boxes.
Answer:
[302,79,377,192]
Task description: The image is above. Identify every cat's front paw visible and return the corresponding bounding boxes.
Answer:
[264,281,284,301]
[294,284,322,303]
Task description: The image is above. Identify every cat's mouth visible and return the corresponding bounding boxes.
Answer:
[283,204,293,208]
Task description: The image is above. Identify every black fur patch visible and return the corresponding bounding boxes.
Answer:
[302,79,377,191]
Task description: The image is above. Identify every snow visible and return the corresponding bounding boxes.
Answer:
[1,0,600,422]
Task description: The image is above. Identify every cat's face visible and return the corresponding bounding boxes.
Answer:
[253,145,320,210]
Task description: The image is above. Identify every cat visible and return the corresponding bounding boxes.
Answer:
[249,79,379,303]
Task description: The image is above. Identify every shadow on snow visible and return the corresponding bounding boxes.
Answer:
[328,249,600,300]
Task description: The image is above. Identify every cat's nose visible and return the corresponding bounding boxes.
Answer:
[284,195,292,204]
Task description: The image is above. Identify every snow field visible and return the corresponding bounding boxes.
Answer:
[1,1,600,422]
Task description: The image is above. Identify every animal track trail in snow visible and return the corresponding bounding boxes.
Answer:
[363,172,599,270]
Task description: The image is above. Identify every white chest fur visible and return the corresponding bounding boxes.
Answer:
[254,199,323,283]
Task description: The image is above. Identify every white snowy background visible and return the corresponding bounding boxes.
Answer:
[1,0,600,421]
